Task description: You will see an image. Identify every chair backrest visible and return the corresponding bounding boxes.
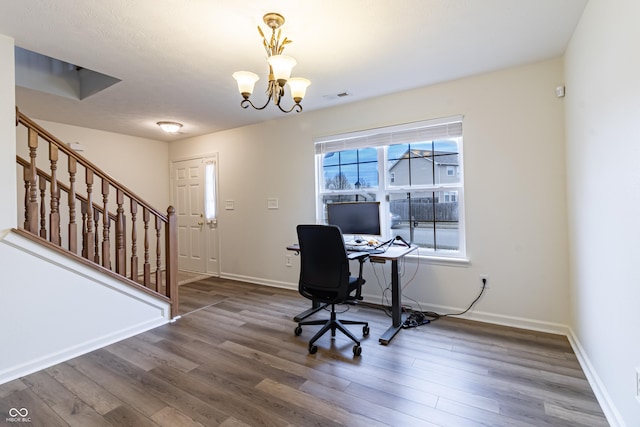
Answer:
[296,224,351,303]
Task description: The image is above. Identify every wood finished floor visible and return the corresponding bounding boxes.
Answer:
[1,277,609,426]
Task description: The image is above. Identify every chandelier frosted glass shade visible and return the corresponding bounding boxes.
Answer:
[286,77,311,102]
[232,71,259,97]
[267,55,296,82]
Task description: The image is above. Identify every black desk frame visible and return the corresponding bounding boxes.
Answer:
[371,245,418,344]
[288,244,417,345]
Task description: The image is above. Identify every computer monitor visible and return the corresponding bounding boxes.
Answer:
[326,201,381,237]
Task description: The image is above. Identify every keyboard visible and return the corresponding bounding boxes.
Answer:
[345,245,385,254]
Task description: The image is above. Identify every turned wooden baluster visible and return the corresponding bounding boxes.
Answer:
[39,176,47,239]
[49,144,61,245]
[101,179,111,269]
[68,157,77,253]
[94,207,100,264]
[81,201,87,257]
[115,189,126,275]
[130,200,138,282]
[154,216,162,292]
[26,129,39,234]
[23,167,30,230]
[143,207,151,287]
[84,170,94,260]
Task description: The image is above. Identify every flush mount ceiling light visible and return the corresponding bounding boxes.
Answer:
[157,121,183,133]
[233,13,311,114]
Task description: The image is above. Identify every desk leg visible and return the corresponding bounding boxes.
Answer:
[379,259,404,345]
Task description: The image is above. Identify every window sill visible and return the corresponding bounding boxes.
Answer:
[406,252,470,267]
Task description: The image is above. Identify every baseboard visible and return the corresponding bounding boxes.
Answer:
[220,272,297,292]
[566,329,625,427]
[0,316,168,385]
[219,275,570,336]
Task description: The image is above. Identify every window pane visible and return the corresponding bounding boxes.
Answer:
[388,142,435,187]
[434,139,460,185]
[388,143,408,161]
[322,148,378,190]
[204,162,216,220]
[409,147,434,186]
[388,140,461,187]
[338,163,359,189]
[323,151,340,167]
[388,190,458,251]
[435,222,459,251]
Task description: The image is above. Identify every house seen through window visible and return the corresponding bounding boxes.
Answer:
[315,116,465,257]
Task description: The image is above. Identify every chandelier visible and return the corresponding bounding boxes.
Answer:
[233,13,311,113]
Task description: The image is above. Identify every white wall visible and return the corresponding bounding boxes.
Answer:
[170,58,570,332]
[0,34,16,230]
[0,231,170,384]
[565,0,640,425]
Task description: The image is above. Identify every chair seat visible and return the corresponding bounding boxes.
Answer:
[300,276,360,302]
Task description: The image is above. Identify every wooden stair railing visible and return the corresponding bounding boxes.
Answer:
[14,109,179,317]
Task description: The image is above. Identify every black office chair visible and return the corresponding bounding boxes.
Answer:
[294,224,370,356]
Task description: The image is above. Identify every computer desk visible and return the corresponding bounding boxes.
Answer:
[286,243,418,345]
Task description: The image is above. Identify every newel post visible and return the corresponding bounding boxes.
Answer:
[165,206,179,318]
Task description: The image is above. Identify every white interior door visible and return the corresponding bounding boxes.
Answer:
[171,156,219,276]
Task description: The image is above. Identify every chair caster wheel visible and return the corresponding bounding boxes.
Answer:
[353,344,362,356]
[363,325,370,336]
[309,345,318,354]
[294,326,302,336]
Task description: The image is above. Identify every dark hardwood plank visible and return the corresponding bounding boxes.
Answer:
[66,355,168,418]
[0,387,69,427]
[1,278,609,426]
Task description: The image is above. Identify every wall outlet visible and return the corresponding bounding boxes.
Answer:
[285,255,292,267]
[480,274,489,289]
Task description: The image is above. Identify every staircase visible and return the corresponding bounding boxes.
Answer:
[14,108,179,317]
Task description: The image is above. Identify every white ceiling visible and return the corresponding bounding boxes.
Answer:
[0,0,587,141]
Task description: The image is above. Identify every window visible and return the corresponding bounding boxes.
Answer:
[315,116,465,258]
[204,161,217,220]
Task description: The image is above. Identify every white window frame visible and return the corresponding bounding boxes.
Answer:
[314,115,466,260]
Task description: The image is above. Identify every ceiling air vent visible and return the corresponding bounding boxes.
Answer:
[323,91,351,101]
